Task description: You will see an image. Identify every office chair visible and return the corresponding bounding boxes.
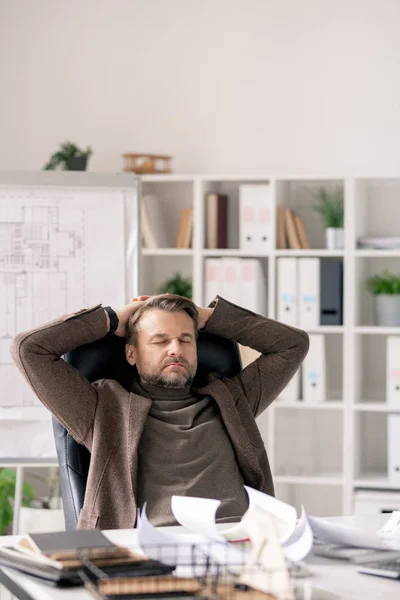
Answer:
[52,330,242,530]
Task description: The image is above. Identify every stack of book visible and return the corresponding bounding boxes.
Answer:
[276,206,310,250]
[0,529,175,593]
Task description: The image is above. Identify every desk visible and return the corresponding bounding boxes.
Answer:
[0,515,398,600]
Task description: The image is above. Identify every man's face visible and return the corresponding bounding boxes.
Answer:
[125,309,197,388]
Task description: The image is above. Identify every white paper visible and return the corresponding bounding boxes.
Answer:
[244,486,298,543]
[0,187,133,457]
[137,505,248,577]
[307,514,393,551]
[171,496,226,542]
[282,507,314,563]
[171,487,298,546]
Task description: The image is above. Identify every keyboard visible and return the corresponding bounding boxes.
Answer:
[358,557,400,580]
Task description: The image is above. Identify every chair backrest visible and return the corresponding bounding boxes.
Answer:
[53,330,242,530]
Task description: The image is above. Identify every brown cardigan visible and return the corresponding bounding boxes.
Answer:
[11,296,309,530]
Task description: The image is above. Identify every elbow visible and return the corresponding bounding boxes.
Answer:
[297,330,310,361]
[10,332,31,369]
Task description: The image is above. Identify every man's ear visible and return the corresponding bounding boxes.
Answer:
[125,343,136,366]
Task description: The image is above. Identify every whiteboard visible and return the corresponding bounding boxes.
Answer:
[0,172,140,458]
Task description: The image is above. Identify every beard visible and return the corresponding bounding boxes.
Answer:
[137,360,195,389]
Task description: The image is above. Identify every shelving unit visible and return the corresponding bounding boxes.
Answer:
[0,459,59,535]
[139,174,400,517]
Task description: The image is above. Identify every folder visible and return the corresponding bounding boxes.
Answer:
[387,414,400,483]
[386,336,400,405]
[239,259,267,315]
[277,258,297,325]
[255,184,272,253]
[239,185,271,252]
[320,258,343,325]
[301,334,326,403]
[204,258,222,306]
[221,257,241,305]
[298,258,320,328]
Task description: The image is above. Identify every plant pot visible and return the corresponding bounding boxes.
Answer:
[66,156,88,171]
[18,507,65,534]
[325,227,344,250]
[374,295,400,327]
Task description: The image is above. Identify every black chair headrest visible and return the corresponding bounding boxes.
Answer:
[64,330,242,388]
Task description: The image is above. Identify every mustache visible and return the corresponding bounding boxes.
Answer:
[162,358,189,368]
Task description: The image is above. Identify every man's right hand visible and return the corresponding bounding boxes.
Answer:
[105,296,151,337]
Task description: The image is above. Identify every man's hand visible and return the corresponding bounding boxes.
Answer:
[197,307,214,329]
[105,295,214,337]
[105,296,150,337]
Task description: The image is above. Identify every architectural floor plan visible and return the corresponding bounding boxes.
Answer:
[0,186,130,456]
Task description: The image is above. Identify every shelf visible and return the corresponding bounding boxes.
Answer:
[305,326,344,334]
[275,401,344,410]
[355,249,400,257]
[202,249,269,257]
[274,475,344,486]
[142,248,194,257]
[354,403,400,413]
[274,249,345,257]
[353,475,400,490]
[141,174,197,183]
[354,326,400,335]
[0,459,58,467]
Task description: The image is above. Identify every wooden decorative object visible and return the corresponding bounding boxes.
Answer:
[122,153,172,174]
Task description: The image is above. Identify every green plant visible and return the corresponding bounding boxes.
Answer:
[366,271,400,295]
[44,141,93,170]
[0,468,34,534]
[313,187,344,228]
[27,467,60,509]
[158,272,192,298]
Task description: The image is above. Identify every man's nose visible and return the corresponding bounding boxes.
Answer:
[167,340,183,356]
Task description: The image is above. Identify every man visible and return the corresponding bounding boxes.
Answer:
[11,294,309,529]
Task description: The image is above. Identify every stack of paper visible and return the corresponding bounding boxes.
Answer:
[357,236,400,249]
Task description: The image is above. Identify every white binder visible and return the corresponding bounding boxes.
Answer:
[239,259,267,315]
[277,258,297,325]
[302,334,326,403]
[386,336,400,406]
[239,185,271,252]
[387,414,400,483]
[204,258,222,306]
[221,257,241,305]
[298,258,320,328]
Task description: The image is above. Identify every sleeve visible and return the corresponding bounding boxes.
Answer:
[10,305,109,444]
[204,296,309,416]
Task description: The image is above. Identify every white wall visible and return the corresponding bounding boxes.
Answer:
[0,0,400,175]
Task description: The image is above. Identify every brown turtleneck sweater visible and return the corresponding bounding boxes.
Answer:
[134,380,249,527]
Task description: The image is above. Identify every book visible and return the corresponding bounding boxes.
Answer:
[140,195,169,248]
[206,193,228,248]
[294,213,310,249]
[284,207,301,249]
[276,206,287,249]
[175,207,193,248]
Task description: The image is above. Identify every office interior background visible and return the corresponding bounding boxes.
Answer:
[1,0,400,535]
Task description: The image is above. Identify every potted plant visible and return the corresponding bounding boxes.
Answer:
[158,272,192,298]
[18,467,65,534]
[366,271,400,327]
[313,187,344,250]
[44,141,93,171]
[0,468,34,534]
